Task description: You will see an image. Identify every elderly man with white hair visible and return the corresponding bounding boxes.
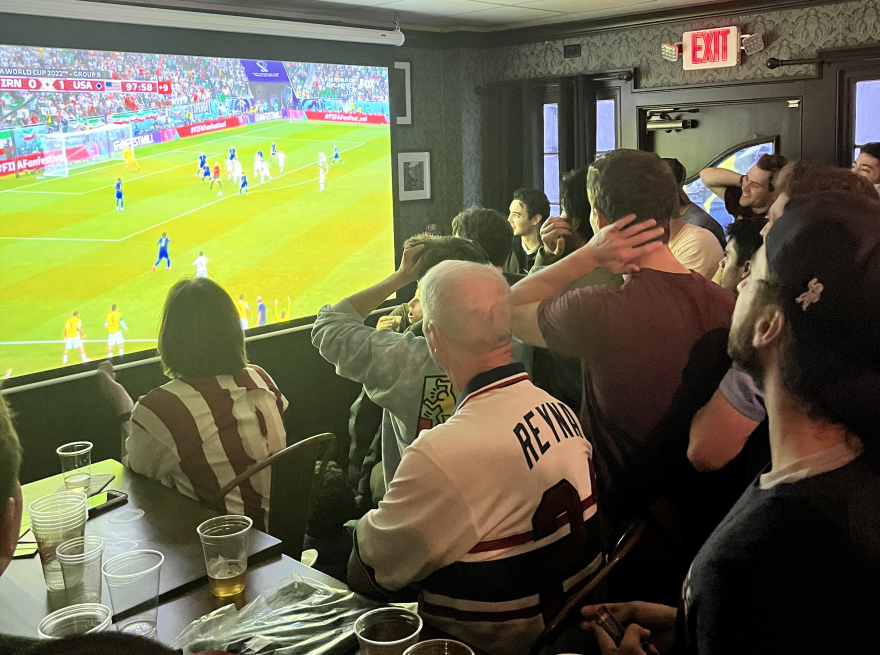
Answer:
[347,260,603,655]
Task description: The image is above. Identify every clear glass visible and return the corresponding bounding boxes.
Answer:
[596,98,617,155]
[37,603,112,639]
[404,639,475,655]
[196,515,252,598]
[28,492,88,591]
[57,536,105,604]
[543,102,559,154]
[56,441,93,493]
[354,607,423,655]
[855,79,880,146]
[102,549,164,639]
[683,141,775,231]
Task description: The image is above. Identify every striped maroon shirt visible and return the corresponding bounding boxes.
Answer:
[126,365,288,530]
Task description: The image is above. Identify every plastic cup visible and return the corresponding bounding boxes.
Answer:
[354,607,423,655]
[197,515,252,598]
[102,549,164,638]
[56,441,93,494]
[404,640,475,655]
[28,492,88,591]
[57,536,105,603]
[37,603,112,639]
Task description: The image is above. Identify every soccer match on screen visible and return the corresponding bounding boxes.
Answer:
[0,46,395,378]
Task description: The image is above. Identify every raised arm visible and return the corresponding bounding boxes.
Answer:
[699,167,742,200]
[511,216,664,346]
[347,245,424,318]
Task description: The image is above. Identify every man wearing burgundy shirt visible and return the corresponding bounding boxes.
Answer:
[511,149,736,602]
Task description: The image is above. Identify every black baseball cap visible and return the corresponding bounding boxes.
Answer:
[766,191,880,363]
[765,191,880,436]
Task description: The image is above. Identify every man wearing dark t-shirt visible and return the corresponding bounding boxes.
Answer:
[507,188,550,273]
[581,192,880,655]
[511,150,736,601]
[699,154,787,223]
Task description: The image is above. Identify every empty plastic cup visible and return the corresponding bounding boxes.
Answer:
[196,515,252,598]
[37,603,112,638]
[404,640,475,655]
[57,536,105,603]
[354,607,423,655]
[102,549,164,638]
[28,491,88,591]
[56,441,93,494]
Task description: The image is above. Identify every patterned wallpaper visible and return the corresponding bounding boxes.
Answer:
[394,0,880,222]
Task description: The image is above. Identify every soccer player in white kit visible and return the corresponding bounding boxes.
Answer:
[193,251,209,278]
[318,150,329,192]
[260,160,272,184]
[233,159,243,185]
[277,151,286,175]
[254,151,263,181]
[225,157,233,181]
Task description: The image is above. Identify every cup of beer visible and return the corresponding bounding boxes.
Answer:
[56,441,93,493]
[196,515,252,597]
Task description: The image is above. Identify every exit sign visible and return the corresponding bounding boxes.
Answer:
[682,26,741,70]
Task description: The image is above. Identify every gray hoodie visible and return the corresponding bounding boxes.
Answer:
[311,299,456,487]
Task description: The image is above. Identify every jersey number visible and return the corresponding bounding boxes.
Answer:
[532,479,586,623]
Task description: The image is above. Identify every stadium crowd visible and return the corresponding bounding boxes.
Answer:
[287,62,389,104]
[2,49,391,132]
[1,47,252,129]
[2,145,880,655]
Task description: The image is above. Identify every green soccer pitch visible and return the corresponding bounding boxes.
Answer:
[0,119,395,378]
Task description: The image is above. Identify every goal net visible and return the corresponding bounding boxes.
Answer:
[39,123,134,177]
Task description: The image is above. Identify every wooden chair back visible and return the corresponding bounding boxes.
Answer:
[528,518,646,655]
[209,432,336,561]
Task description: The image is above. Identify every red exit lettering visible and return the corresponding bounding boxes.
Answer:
[690,28,731,65]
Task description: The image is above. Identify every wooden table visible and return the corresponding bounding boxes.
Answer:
[0,459,281,638]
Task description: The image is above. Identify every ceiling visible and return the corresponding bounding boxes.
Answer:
[100,0,734,32]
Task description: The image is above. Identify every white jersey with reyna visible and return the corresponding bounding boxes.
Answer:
[354,363,602,655]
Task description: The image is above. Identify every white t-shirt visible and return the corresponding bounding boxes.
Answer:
[669,221,724,279]
[278,153,285,166]
[354,363,603,655]
[193,255,208,273]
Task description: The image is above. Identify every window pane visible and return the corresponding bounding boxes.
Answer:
[855,80,880,146]
[683,141,775,231]
[543,103,558,154]
[596,99,616,155]
[544,154,560,204]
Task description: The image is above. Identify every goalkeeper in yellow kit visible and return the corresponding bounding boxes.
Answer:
[123,147,140,171]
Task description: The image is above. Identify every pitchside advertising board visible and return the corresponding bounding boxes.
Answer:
[0,45,390,176]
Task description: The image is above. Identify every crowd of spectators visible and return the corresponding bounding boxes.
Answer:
[287,62,389,104]
[2,143,880,655]
[1,46,254,129]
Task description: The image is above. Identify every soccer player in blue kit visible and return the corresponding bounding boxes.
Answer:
[239,173,249,196]
[332,144,344,165]
[201,163,211,183]
[115,177,124,211]
[229,145,236,162]
[270,140,277,161]
[195,152,207,176]
[152,232,171,271]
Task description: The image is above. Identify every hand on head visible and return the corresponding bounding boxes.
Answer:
[395,244,426,285]
[541,216,573,257]
[586,215,666,274]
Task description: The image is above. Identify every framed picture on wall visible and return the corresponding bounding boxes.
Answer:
[398,152,431,201]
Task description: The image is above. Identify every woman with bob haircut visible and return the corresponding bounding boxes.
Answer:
[99,278,288,530]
